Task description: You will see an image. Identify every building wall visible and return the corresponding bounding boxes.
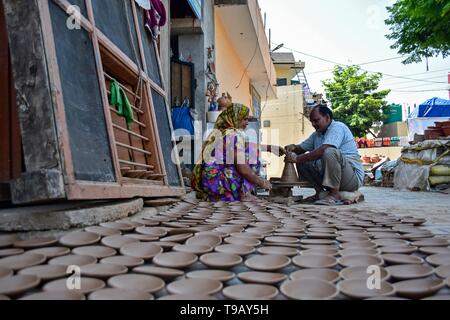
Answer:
[178,33,206,112]
[378,122,408,138]
[214,11,252,109]
[247,0,276,91]
[274,67,297,85]
[176,1,216,161]
[261,84,313,178]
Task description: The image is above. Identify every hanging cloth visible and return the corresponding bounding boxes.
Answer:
[110,80,134,129]
[145,0,167,39]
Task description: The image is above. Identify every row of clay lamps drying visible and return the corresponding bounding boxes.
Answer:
[0,200,449,299]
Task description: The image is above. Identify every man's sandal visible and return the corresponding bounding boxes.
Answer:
[314,196,345,206]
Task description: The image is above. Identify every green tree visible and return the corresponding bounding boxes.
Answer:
[385,0,450,64]
[321,66,391,137]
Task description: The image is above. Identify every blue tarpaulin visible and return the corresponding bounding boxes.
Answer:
[409,97,450,118]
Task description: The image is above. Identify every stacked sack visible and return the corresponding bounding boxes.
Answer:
[429,165,450,186]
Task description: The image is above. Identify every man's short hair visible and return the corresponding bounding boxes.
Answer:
[312,105,333,120]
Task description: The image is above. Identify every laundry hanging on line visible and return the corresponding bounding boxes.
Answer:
[134,0,167,39]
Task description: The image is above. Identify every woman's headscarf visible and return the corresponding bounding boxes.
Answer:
[214,103,249,134]
[200,103,249,162]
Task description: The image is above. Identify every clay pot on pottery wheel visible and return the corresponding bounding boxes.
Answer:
[280,162,299,183]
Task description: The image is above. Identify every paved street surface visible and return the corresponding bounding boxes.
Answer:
[297,187,450,238]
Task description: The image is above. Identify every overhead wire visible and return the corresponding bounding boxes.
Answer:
[235,5,260,89]
[274,43,448,84]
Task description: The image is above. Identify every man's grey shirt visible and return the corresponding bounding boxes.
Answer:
[298,120,364,187]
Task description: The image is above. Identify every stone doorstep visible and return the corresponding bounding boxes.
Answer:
[144,197,181,207]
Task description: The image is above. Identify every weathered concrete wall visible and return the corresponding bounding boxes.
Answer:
[177,1,216,159]
[214,11,252,108]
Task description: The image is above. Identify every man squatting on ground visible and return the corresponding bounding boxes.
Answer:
[284,105,365,205]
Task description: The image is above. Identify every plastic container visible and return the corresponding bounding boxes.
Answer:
[374,138,383,147]
[390,137,400,146]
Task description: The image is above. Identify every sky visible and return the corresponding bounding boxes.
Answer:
[258,0,450,116]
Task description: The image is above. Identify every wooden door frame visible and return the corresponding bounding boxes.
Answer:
[170,58,195,109]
